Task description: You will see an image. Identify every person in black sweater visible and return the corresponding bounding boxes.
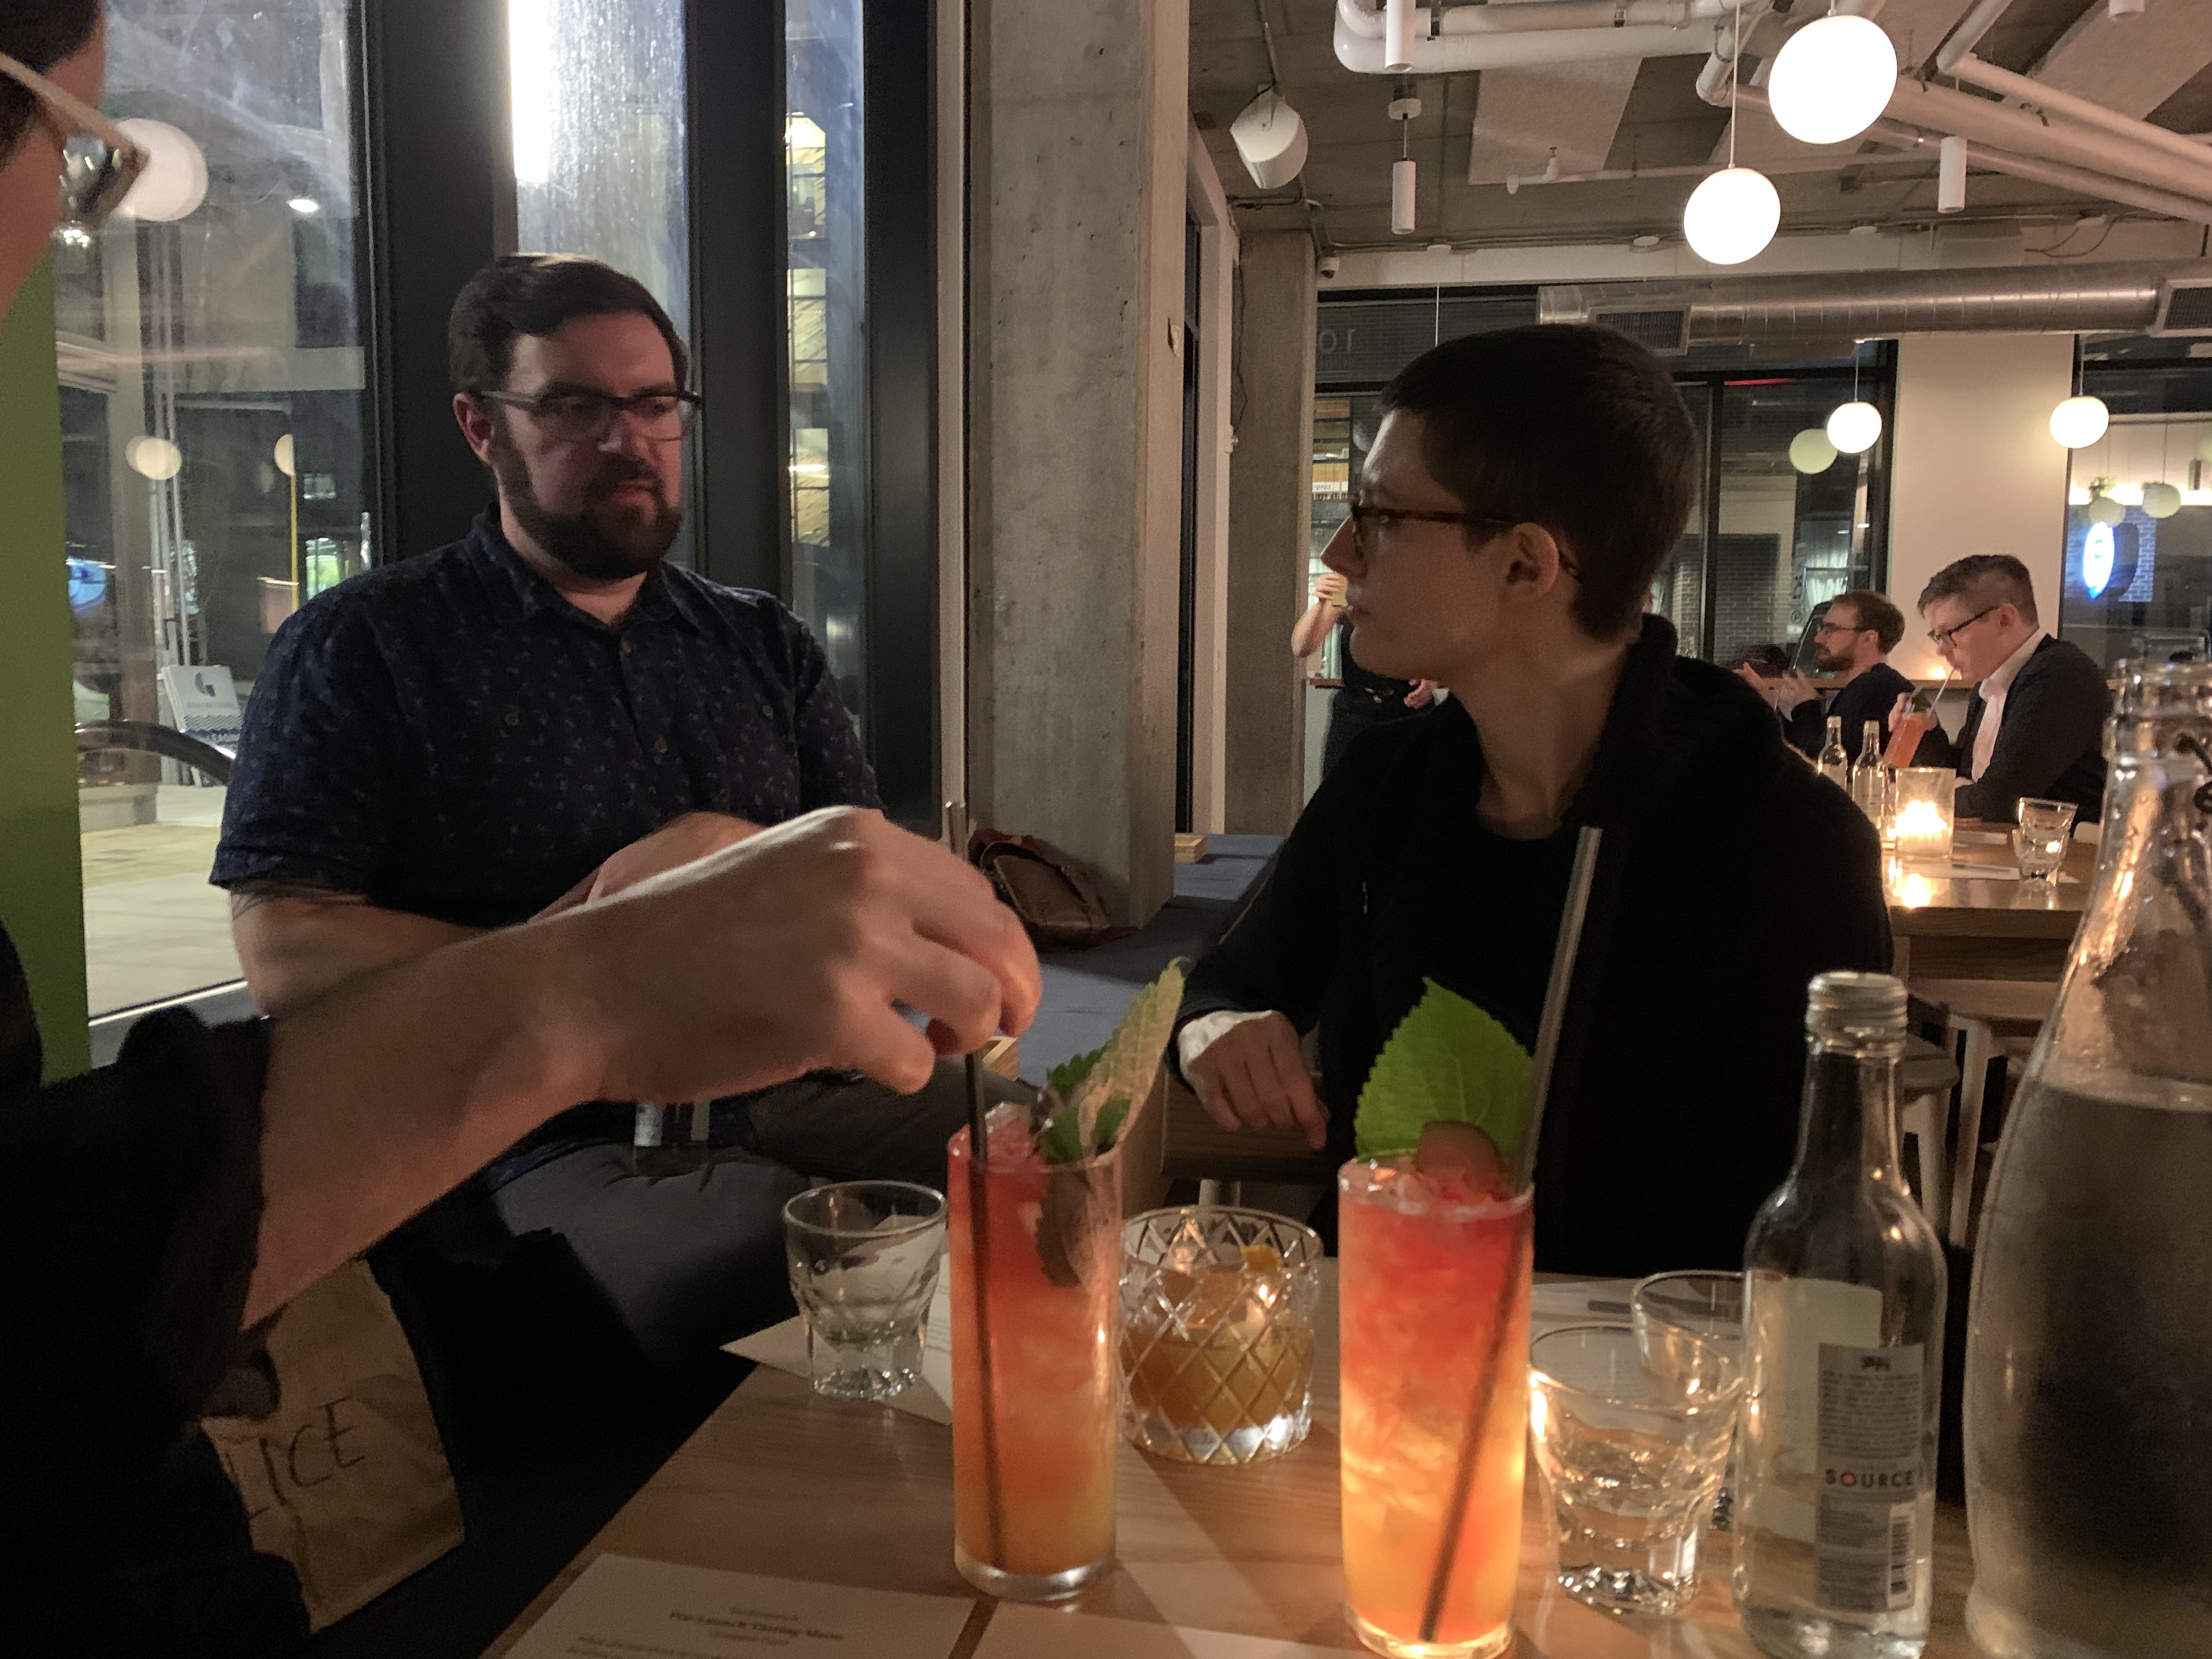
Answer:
[1738,589,1915,764]
[1175,325,1891,1276]
[1903,555,2109,824]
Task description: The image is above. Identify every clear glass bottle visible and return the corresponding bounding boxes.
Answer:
[1734,972,1948,1659]
[1819,716,1851,789]
[1850,720,1889,826]
[1963,661,2212,1659]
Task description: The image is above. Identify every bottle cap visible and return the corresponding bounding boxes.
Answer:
[1807,970,1906,1039]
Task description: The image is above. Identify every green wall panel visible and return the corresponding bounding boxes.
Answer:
[0,261,92,1079]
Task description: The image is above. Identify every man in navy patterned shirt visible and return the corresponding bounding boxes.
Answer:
[215,256,1011,1390]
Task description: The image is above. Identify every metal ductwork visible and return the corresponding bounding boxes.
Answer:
[1538,261,2212,348]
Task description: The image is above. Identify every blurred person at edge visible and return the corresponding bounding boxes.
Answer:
[1172,325,1891,1273]
[1735,589,1915,765]
[0,9,1039,1650]
[1899,554,2109,825]
[1294,567,1440,777]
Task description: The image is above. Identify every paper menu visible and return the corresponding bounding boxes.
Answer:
[502,1555,975,1658]
[974,1606,1359,1657]
[724,1273,955,1425]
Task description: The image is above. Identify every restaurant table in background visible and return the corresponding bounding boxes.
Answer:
[1887,827,2094,981]
[484,1271,1975,1658]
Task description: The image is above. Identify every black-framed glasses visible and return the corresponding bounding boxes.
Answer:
[0,50,149,245]
[1814,617,1870,638]
[478,387,703,445]
[1926,604,1999,650]
[1345,501,1581,578]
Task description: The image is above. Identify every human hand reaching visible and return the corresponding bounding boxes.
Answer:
[537,810,766,916]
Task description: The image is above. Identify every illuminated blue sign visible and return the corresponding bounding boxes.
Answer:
[2081,522,2115,599]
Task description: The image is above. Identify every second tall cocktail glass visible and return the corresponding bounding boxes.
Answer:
[949,1102,1124,1601]
[1339,1159,1534,1659]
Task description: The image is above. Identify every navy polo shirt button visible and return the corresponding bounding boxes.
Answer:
[504,709,520,727]
[621,640,634,656]
[653,737,668,755]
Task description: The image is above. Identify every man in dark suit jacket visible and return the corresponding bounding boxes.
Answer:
[1734,589,1915,764]
[1908,555,2109,823]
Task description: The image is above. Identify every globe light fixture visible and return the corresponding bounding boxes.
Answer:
[115,119,208,223]
[1683,167,1780,265]
[2081,493,2125,526]
[1767,15,1899,145]
[273,435,297,478]
[2108,481,2144,506]
[1826,400,1883,454]
[1788,428,1839,473]
[2141,481,2182,519]
[124,435,183,481]
[2050,394,2110,448]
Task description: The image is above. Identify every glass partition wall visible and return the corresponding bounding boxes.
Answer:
[60,0,374,1019]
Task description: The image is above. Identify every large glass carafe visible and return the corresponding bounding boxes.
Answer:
[1962,661,2212,1659]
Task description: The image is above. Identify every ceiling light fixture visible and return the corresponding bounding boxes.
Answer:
[2081,492,2125,526]
[1388,91,1420,236]
[287,196,320,215]
[1790,428,1839,473]
[1230,87,1309,189]
[1827,400,1883,454]
[2141,481,2182,518]
[1683,4,1778,265]
[115,119,207,223]
[1938,137,1966,215]
[1767,14,1898,146]
[2050,395,2110,449]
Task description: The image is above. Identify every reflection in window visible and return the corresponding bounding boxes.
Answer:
[1309,394,1359,681]
[58,0,373,1017]
[788,0,868,728]
[2058,408,2212,671]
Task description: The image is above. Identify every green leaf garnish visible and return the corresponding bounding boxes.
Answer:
[1032,962,1187,1164]
[1047,1046,1103,1100]
[1352,979,1533,1164]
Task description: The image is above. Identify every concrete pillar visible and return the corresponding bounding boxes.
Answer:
[964,0,1188,926]
[1888,334,2074,679]
[1223,230,1317,834]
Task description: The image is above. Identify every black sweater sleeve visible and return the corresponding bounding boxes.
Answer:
[1956,648,2111,822]
[0,1011,269,1494]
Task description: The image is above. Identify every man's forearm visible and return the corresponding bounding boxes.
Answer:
[232,889,484,1017]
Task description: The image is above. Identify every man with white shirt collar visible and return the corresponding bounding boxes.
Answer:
[1904,554,2109,824]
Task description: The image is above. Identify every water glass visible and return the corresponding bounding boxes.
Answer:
[782,1181,946,1402]
[1633,1271,1745,1530]
[1120,1206,1322,1466]
[2013,797,2077,881]
[1529,1323,1742,1618]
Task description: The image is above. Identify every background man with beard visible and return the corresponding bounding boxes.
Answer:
[1734,588,1914,765]
[215,255,1018,1398]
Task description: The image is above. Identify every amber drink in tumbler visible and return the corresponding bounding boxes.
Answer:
[1339,1159,1533,1659]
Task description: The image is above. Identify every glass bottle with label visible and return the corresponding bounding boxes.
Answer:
[1850,721,1888,826]
[1963,661,2212,1659]
[1818,717,1851,790]
[1734,972,1948,1659]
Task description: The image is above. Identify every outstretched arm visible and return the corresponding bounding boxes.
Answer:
[1291,573,1346,660]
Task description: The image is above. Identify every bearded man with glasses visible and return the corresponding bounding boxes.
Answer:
[1901,552,2109,823]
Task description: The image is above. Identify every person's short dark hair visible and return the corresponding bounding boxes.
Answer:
[1918,554,2038,627]
[1,2,102,156]
[1377,324,1698,639]
[1725,643,1792,676]
[448,253,689,398]
[1828,589,1905,654]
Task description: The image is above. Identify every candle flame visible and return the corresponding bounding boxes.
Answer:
[1893,800,1948,839]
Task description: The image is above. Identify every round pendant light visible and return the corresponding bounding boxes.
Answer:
[2081,493,2125,526]
[115,119,208,223]
[1683,167,1780,266]
[1788,428,1839,473]
[1768,15,1900,146]
[2050,395,2110,449]
[2141,481,2182,519]
[1826,400,1883,454]
[124,435,183,481]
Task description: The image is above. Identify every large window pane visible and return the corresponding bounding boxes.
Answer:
[61,0,373,1018]
[2059,412,2212,671]
[787,0,868,726]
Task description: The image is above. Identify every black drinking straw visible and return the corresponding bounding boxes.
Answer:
[964,1051,1007,1568]
[1419,826,1603,1644]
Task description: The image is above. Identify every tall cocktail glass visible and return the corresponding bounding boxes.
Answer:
[949,1102,1122,1601]
[1340,1159,1533,1659]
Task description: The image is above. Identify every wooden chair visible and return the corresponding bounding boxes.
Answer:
[1909,978,2057,1246]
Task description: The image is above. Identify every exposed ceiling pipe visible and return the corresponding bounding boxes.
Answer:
[1338,0,1753,37]
[1536,260,2190,341]
[1333,0,1753,74]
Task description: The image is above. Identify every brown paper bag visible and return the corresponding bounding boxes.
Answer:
[204,1259,464,1630]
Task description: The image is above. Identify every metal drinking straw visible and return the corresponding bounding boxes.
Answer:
[964,1051,1008,1568]
[1418,825,1604,1644]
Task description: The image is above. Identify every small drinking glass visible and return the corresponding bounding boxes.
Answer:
[782,1181,946,1401]
[1530,1323,1742,1618]
[1120,1206,1322,1465]
[2013,797,2077,882]
[1633,1271,1745,1530]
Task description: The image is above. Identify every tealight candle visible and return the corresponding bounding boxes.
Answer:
[1888,769,1956,866]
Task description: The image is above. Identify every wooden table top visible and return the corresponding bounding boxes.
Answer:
[1885,832,2095,936]
[484,1272,1978,1659]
